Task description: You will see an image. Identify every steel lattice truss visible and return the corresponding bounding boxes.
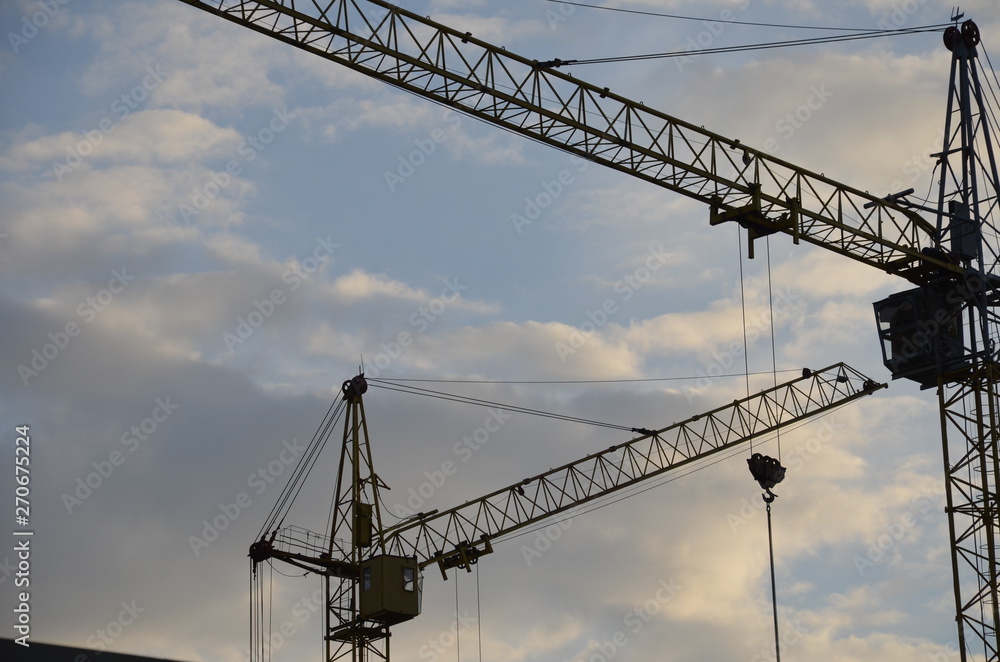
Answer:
[379,363,884,570]
[934,29,1000,662]
[178,0,961,283]
[939,363,1000,662]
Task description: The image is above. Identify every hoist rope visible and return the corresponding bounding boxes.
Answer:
[766,498,781,662]
[476,563,484,662]
[737,228,753,453]
[260,571,266,662]
[267,561,274,662]
[250,568,258,662]
[765,238,781,462]
[455,570,462,662]
[249,560,273,662]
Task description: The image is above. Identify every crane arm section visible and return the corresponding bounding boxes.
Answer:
[379,363,885,575]
[179,0,959,283]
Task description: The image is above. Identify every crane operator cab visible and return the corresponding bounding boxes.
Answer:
[359,555,422,625]
[873,285,968,389]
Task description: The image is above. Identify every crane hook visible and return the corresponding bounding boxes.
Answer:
[747,452,786,502]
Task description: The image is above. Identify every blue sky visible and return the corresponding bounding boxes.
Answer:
[2,1,999,661]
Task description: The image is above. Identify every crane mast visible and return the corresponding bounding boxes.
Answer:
[176,1,1000,659]
[933,21,1000,659]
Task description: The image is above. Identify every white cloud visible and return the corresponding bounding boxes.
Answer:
[1,109,240,171]
[77,2,288,110]
[298,92,529,165]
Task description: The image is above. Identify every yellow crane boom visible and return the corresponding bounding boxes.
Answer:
[177,0,956,282]
[378,363,883,576]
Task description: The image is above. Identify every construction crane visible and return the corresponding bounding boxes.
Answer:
[174,1,1000,659]
[249,364,884,662]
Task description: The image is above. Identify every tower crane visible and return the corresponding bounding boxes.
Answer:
[175,1,1000,659]
[250,365,883,662]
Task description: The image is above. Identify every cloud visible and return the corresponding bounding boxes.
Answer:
[76,2,288,111]
[1,109,240,172]
[298,92,529,166]
[432,12,551,44]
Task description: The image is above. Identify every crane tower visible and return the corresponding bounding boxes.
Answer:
[874,19,1000,658]
[250,366,883,662]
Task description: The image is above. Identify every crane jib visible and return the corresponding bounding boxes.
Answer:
[176,0,957,284]
[377,362,885,574]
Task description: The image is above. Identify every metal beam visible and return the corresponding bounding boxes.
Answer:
[176,0,958,283]
[378,363,885,570]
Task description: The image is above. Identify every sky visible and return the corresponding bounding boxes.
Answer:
[2,0,1000,661]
